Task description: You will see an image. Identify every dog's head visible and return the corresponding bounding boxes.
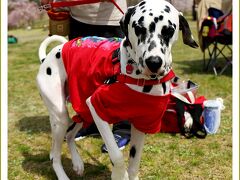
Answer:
[120,0,198,78]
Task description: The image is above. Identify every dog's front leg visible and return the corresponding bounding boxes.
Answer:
[128,125,145,180]
[86,97,129,180]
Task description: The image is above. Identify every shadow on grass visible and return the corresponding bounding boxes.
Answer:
[174,57,232,77]
[18,116,111,179]
[17,115,51,134]
[21,150,111,180]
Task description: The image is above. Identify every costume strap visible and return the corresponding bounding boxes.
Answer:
[39,0,124,14]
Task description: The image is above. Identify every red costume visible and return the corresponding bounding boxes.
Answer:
[62,37,171,134]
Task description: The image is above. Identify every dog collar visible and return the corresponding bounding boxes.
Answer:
[117,69,175,86]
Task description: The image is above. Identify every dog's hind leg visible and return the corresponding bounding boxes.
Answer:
[65,122,84,176]
[36,47,71,180]
[86,97,129,180]
[128,125,145,180]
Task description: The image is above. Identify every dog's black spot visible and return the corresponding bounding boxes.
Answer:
[137,39,141,45]
[138,16,144,26]
[159,15,163,21]
[161,39,164,46]
[136,69,141,75]
[46,67,52,75]
[66,122,76,133]
[123,39,129,47]
[150,9,152,11]
[143,85,153,93]
[55,52,61,59]
[132,20,137,28]
[120,6,136,39]
[149,13,153,16]
[168,20,176,31]
[140,5,145,10]
[139,1,146,7]
[41,58,45,63]
[154,17,159,23]
[148,40,156,51]
[143,51,146,57]
[161,25,175,46]
[149,22,156,33]
[142,10,146,13]
[173,76,179,83]
[158,34,164,46]
[110,160,114,166]
[126,7,136,21]
[161,48,166,54]
[128,59,134,64]
[150,33,153,40]
[147,34,154,43]
[134,25,147,43]
[130,146,136,158]
[164,5,171,13]
[139,57,144,68]
[162,82,166,94]
[132,20,147,40]
[132,10,136,17]
[173,23,176,29]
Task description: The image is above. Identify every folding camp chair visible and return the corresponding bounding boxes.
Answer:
[199,8,232,75]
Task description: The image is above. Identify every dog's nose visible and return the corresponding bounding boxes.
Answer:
[145,56,162,73]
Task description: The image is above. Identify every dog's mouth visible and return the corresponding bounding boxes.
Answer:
[137,66,166,80]
[137,70,166,80]
[149,72,165,79]
[150,74,157,79]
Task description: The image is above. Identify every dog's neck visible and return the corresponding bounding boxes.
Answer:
[119,40,171,96]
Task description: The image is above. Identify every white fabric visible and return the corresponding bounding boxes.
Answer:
[171,91,195,104]
[70,1,127,26]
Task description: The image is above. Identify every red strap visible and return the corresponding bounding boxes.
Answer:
[109,0,124,14]
[50,0,101,8]
[117,70,175,86]
[40,0,124,14]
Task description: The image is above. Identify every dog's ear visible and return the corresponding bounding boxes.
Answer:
[120,6,136,38]
[179,14,199,48]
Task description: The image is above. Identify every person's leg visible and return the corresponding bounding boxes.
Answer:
[69,16,124,39]
[95,24,124,38]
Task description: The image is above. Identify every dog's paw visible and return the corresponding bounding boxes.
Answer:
[111,167,129,180]
[184,111,193,131]
[72,158,84,176]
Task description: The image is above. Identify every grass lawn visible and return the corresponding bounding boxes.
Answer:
[8,19,232,180]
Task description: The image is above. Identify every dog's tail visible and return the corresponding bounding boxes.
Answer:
[38,35,68,63]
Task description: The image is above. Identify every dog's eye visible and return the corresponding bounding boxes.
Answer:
[161,26,174,38]
[161,26,175,46]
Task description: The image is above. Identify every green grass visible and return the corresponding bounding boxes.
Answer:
[8,19,232,180]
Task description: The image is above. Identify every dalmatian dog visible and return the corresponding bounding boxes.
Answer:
[36,0,198,179]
